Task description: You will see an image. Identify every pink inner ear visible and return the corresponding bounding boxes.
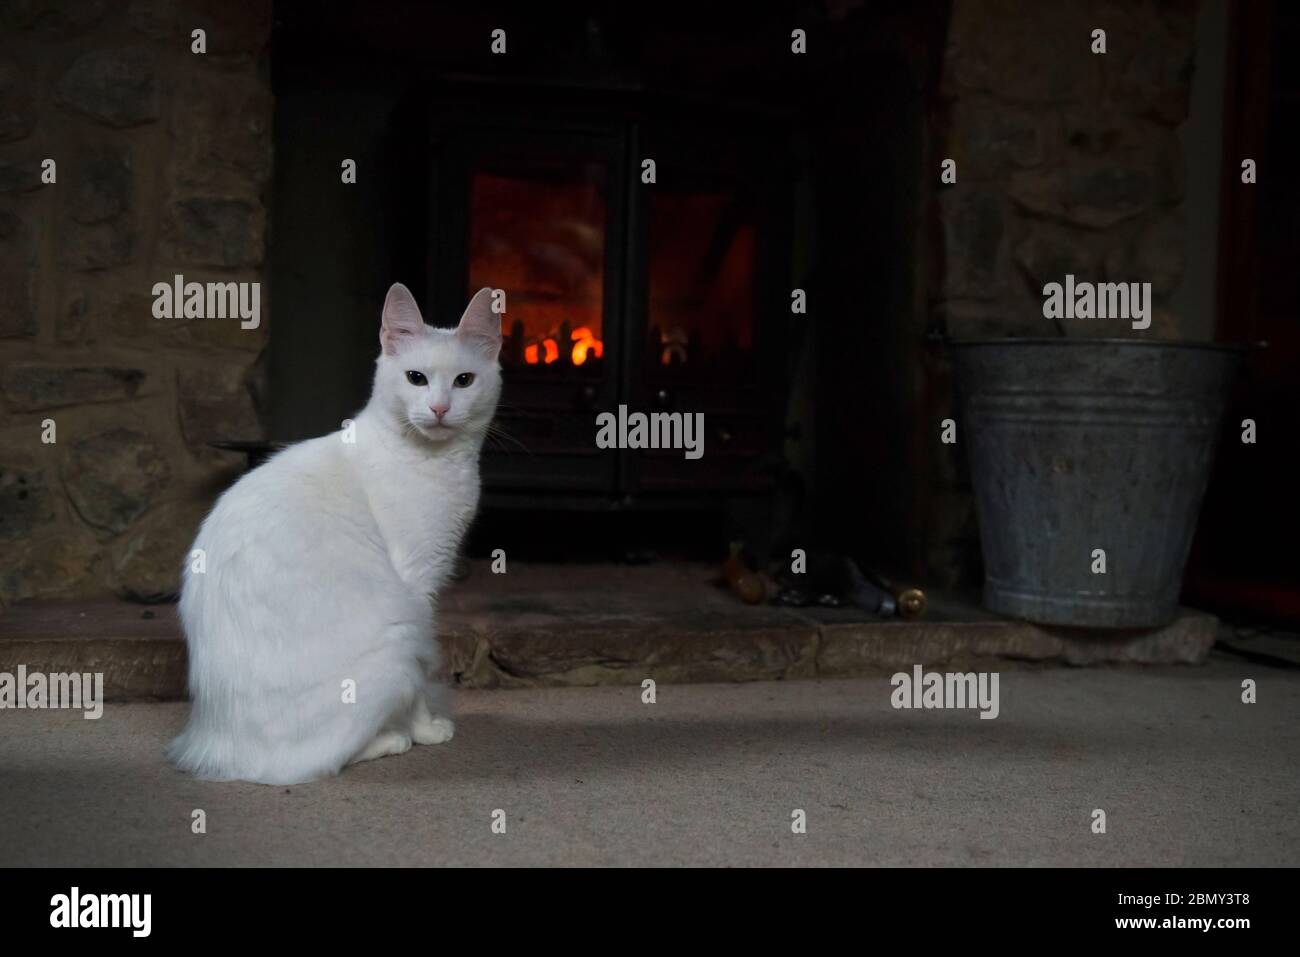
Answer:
[456,287,501,347]
[381,283,425,353]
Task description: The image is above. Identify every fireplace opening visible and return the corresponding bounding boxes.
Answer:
[270,0,947,572]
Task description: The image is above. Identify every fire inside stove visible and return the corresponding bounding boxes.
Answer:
[466,164,757,375]
[523,326,603,366]
[468,169,606,371]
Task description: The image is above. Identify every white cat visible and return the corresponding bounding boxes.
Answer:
[169,284,501,784]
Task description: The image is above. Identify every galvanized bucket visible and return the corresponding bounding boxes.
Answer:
[951,338,1242,628]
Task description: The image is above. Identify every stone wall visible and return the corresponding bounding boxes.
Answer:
[0,0,272,604]
[923,0,1202,585]
[0,0,1210,601]
[935,0,1197,340]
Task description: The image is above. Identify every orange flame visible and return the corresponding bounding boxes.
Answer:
[571,327,603,366]
[524,339,561,365]
[523,329,603,365]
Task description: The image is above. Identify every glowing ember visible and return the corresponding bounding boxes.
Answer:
[522,328,602,366]
[571,327,603,365]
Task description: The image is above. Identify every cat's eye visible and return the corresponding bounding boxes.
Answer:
[405,370,428,386]
[453,373,475,388]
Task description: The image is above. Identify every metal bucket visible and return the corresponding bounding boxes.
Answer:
[951,338,1242,628]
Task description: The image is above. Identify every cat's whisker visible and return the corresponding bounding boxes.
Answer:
[485,422,531,454]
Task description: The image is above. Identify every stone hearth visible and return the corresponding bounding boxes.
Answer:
[0,561,1218,701]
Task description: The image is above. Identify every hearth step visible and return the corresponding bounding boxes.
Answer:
[0,563,1218,701]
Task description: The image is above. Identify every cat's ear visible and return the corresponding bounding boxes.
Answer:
[455,287,501,361]
[380,282,425,355]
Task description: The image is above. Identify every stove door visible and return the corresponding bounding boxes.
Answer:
[624,125,787,494]
[430,125,628,495]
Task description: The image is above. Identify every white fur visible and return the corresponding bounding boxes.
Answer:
[169,285,501,784]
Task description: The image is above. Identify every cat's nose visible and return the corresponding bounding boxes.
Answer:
[429,403,450,420]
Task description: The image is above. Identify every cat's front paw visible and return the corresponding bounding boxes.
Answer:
[351,730,413,765]
[411,714,455,745]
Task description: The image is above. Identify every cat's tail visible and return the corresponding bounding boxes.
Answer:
[167,702,275,783]
[167,718,348,786]
[167,723,236,782]
[168,655,427,785]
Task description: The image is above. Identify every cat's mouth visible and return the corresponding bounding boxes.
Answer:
[410,418,456,440]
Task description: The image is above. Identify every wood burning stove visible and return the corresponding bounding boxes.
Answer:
[393,79,794,510]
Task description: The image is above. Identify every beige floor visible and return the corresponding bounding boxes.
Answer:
[1,657,1297,866]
